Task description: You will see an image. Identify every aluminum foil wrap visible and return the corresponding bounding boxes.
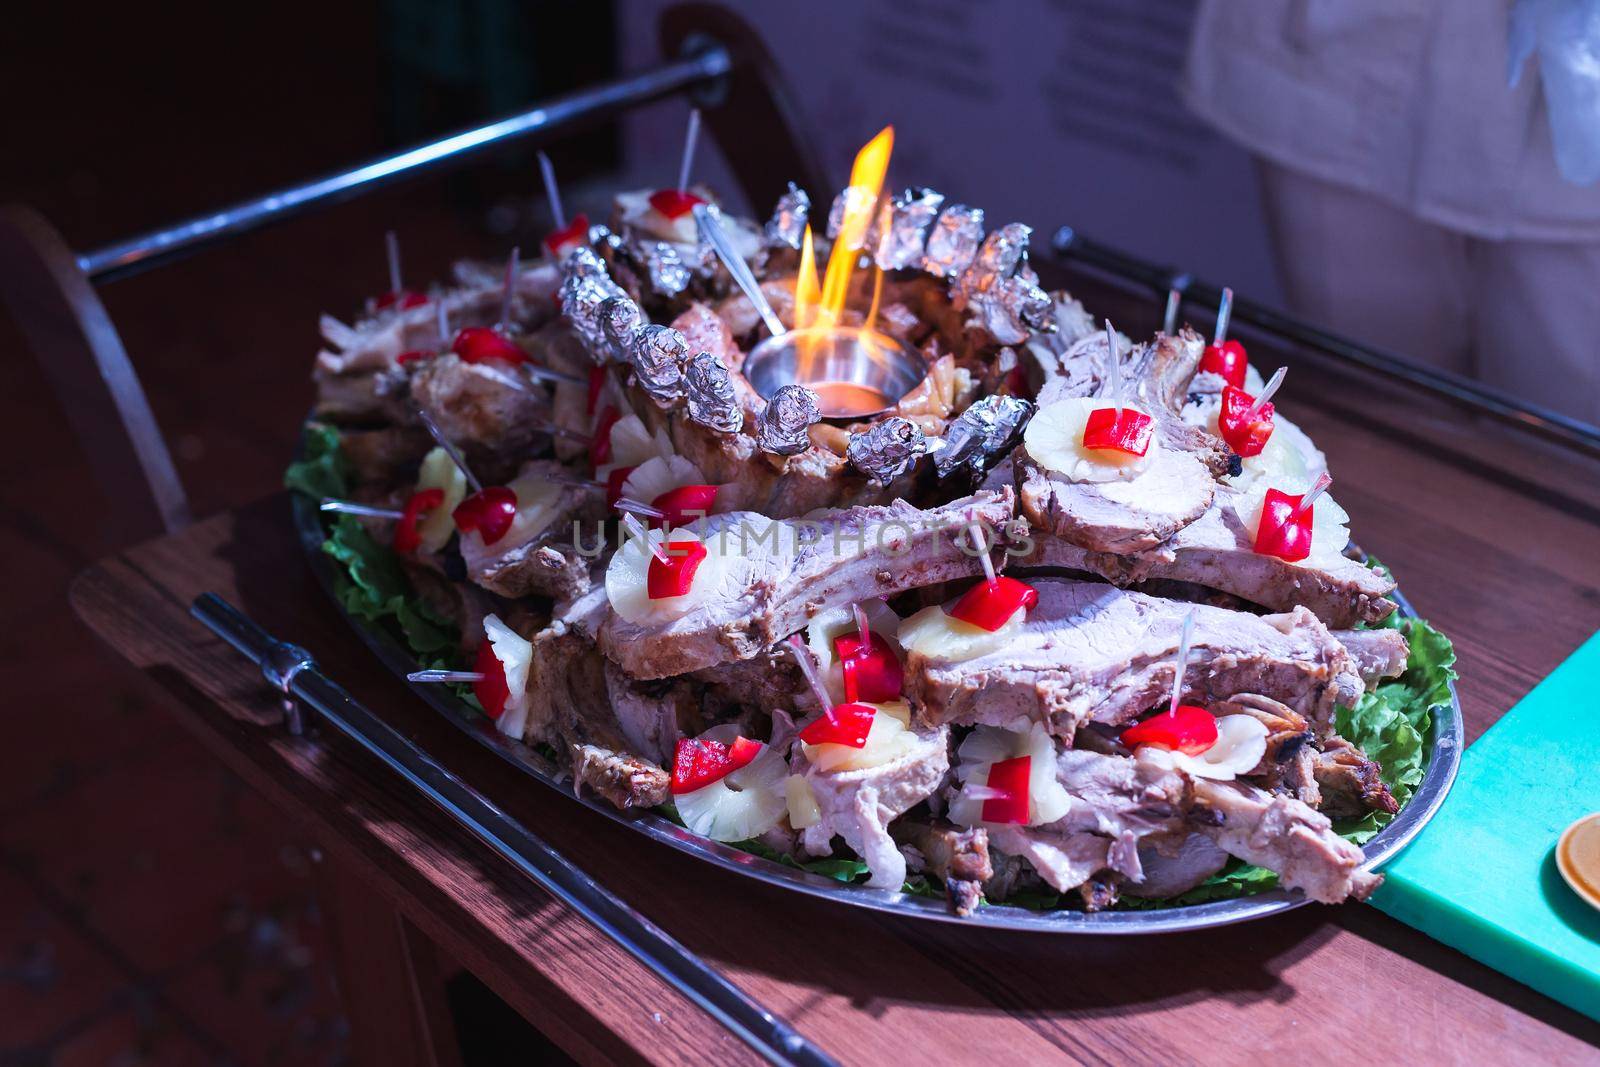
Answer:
[763,182,810,250]
[637,240,692,297]
[559,251,627,357]
[683,352,743,434]
[847,417,927,484]
[933,394,1034,479]
[922,204,985,279]
[628,324,688,404]
[826,185,878,250]
[953,223,1031,307]
[755,384,821,456]
[973,274,1054,346]
[597,296,643,364]
[586,223,623,255]
[873,187,945,271]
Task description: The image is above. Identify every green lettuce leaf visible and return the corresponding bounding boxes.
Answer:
[284,422,349,500]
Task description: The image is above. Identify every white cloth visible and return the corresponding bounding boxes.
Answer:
[1257,161,1600,424]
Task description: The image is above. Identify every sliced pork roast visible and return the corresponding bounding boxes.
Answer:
[599,489,1015,678]
[1020,491,1397,627]
[458,460,606,602]
[799,724,952,891]
[892,820,993,917]
[905,579,1405,738]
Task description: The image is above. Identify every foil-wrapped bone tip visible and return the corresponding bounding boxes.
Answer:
[922,203,985,280]
[933,394,1034,479]
[683,351,744,434]
[764,182,811,250]
[847,416,928,484]
[628,323,689,403]
[756,384,823,456]
[874,186,945,272]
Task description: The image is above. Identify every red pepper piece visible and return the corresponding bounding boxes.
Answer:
[833,631,903,703]
[948,576,1040,633]
[1199,339,1249,389]
[798,702,877,749]
[670,734,762,794]
[392,488,445,555]
[472,638,511,720]
[589,406,621,470]
[1120,704,1219,756]
[1081,406,1154,456]
[1217,384,1274,458]
[648,188,705,220]
[650,484,718,528]
[605,465,637,507]
[452,486,518,546]
[543,212,590,258]
[586,365,608,417]
[1253,487,1314,562]
[375,290,429,311]
[452,326,526,365]
[646,539,708,599]
[981,754,1032,824]
[396,349,434,366]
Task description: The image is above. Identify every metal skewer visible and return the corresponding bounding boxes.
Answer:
[1162,286,1181,336]
[320,499,405,520]
[1214,286,1234,346]
[385,230,404,297]
[785,634,834,712]
[622,512,669,564]
[537,150,566,231]
[416,407,483,493]
[1167,609,1195,716]
[967,521,997,584]
[408,669,485,684]
[436,301,451,348]
[851,603,871,651]
[693,203,785,338]
[676,107,702,194]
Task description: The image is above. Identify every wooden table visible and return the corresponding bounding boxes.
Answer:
[70,296,1600,1065]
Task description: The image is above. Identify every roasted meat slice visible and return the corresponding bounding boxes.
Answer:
[906,579,1373,739]
[1313,735,1400,818]
[599,489,1015,678]
[458,460,604,602]
[1015,445,1217,554]
[893,820,993,917]
[1020,491,1398,627]
[1188,778,1381,903]
[1122,832,1231,899]
[411,353,551,472]
[799,724,951,890]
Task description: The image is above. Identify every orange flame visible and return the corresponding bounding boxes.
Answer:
[816,126,893,331]
[795,224,821,331]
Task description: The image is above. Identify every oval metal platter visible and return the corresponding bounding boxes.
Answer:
[293,490,1463,933]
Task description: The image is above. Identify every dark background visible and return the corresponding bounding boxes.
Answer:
[2,3,622,1063]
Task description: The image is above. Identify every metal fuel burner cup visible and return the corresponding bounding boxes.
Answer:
[744,327,926,420]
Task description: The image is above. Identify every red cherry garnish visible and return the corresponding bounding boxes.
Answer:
[605,465,637,507]
[452,327,526,365]
[1217,384,1274,458]
[648,189,706,220]
[1082,406,1154,456]
[646,539,708,599]
[650,484,718,528]
[590,406,621,470]
[452,486,518,546]
[375,290,429,311]
[832,631,903,704]
[544,212,590,258]
[1120,704,1219,756]
[472,639,510,720]
[670,735,762,794]
[392,488,445,555]
[798,702,877,749]
[981,754,1032,825]
[396,349,434,366]
[948,576,1039,633]
[1199,339,1249,389]
[1253,487,1314,562]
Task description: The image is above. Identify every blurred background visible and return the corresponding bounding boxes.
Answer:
[3,1,1594,1064]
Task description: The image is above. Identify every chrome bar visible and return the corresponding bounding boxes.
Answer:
[1051,225,1600,458]
[80,46,733,282]
[190,593,836,1067]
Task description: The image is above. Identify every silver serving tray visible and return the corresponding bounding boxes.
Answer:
[293,491,1463,933]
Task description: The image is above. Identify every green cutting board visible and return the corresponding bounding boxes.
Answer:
[1371,632,1600,1022]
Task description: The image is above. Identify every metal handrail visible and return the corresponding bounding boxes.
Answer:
[79,43,733,282]
[191,593,837,1067]
[1052,225,1600,459]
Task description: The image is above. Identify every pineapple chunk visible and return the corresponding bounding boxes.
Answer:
[621,454,705,508]
[1023,396,1156,483]
[897,604,1026,664]
[1141,715,1269,781]
[803,598,903,706]
[1233,482,1351,565]
[675,725,788,842]
[785,775,821,830]
[414,448,469,554]
[800,702,916,773]
[483,613,533,740]
[948,724,1072,828]
[605,527,728,624]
